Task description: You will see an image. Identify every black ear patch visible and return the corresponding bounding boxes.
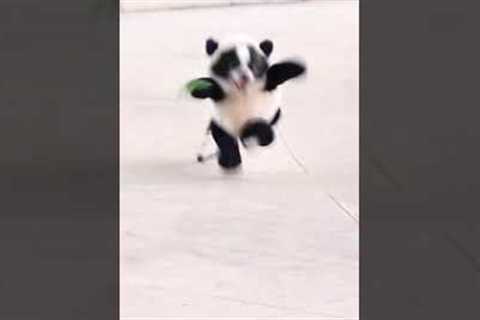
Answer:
[259,39,273,57]
[206,38,218,56]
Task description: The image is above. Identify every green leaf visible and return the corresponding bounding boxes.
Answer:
[186,79,213,93]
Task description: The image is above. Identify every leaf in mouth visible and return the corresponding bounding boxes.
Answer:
[186,78,214,93]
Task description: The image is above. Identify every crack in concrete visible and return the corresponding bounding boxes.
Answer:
[327,193,358,223]
[279,129,358,223]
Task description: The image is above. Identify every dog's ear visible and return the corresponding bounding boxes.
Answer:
[259,39,273,57]
[264,60,306,91]
[206,38,218,56]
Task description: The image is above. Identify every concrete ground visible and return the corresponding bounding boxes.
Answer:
[120,1,358,319]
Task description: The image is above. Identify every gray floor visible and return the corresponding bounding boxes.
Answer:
[121,1,358,318]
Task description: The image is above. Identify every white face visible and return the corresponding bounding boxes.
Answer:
[230,45,255,89]
[209,43,269,92]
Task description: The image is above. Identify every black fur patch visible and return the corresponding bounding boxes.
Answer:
[240,120,275,147]
[211,49,240,79]
[259,39,273,57]
[270,109,282,126]
[248,46,268,78]
[264,61,306,91]
[206,38,218,55]
[210,121,242,169]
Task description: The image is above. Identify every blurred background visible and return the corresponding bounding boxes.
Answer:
[121,0,314,12]
[121,0,358,319]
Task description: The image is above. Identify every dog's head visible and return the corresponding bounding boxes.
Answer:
[206,35,273,91]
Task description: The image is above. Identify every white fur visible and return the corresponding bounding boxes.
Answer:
[211,81,281,137]
[210,34,258,56]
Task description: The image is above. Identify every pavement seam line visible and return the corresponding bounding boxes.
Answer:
[278,128,358,224]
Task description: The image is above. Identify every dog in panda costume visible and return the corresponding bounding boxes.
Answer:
[187,35,306,171]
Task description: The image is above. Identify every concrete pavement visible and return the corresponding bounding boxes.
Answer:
[121,1,358,318]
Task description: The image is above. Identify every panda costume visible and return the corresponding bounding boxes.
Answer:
[188,35,306,171]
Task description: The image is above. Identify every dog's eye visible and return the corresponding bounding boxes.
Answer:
[211,50,241,78]
[228,58,239,69]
